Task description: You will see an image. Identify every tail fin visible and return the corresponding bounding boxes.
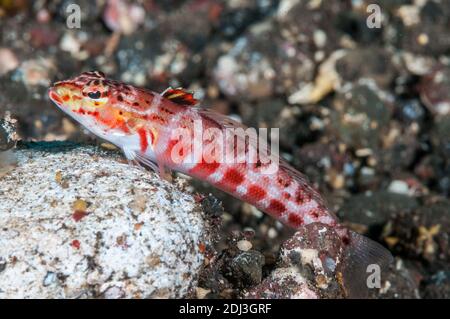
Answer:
[340,231,393,298]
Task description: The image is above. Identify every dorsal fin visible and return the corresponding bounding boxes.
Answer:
[162,87,199,106]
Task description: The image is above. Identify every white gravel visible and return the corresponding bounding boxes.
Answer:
[0,143,211,298]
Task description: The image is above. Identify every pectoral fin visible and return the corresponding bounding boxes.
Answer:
[122,147,158,172]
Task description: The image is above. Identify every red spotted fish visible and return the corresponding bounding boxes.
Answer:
[48,71,392,297]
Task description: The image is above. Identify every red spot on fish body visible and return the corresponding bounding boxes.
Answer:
[62,95,70,102]
[310,209,320,219]
[116,119,130,133]
[247,185,267,201]
[98,116,114,127]
[222,168,244,187]
[164,138,179,158]
[191,162,220,177]
[160,107,174,115]
[138,128,148,153]
[288,213,303,227]
[148,129,155,145]
[295,188,311,205]
[147,114,166,125]
[268,199,286,217]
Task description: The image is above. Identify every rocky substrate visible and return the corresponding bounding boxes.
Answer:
[0,142,212,298]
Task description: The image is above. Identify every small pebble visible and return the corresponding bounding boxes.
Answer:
[73,199,87,212]
[55,171,62,183]
[417,33,429,46]
[237,240,252,252]
[328,169,345,190]
[43,272,56,287]
[267,227,278,239]
[0,48,19,75]
[388,180,410,195]
[100,143,118,150]
[355,148,373,157]
[195,287,211,299]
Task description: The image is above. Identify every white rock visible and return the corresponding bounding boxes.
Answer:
[313,30,327,48]
[396,5,421,27]
[288,50,347,105]
[18,58,56,87]
[237,240,252,252]
[103,0,145,35]
[60,33,81,55]
[388,180,410,195]
[271,267,319,299]
[0,48,19,75]
[246,266,319,299]
[0,144,211,298]
[277,0,301,18]
[402,52,436,76]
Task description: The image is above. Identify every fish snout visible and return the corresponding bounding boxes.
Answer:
[48,83,72,106]
[48,86,63,105]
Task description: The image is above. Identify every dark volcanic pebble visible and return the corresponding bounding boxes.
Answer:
[331,82,392,150]
[422,271,450,299]
[419,66,450,116]
[247,223,346,299]
[228,250,265,288]
[335,48,396,89]
[384,199,450,262]
[0,116,17,151]
[339,191,419,231]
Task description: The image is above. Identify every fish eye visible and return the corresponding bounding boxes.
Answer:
[87,91,101,99]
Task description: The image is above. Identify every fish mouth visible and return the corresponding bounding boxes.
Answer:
[48,88,62,106]
[48,83,68,106]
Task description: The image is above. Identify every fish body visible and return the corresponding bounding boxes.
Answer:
[49,71,393,297]
[49,71,335,228]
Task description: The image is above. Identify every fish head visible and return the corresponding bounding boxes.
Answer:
[48,71,156,130]
[48,71,160,152]
[48,71,138,143]
[48,71,138,134]
[48,71,110,117]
